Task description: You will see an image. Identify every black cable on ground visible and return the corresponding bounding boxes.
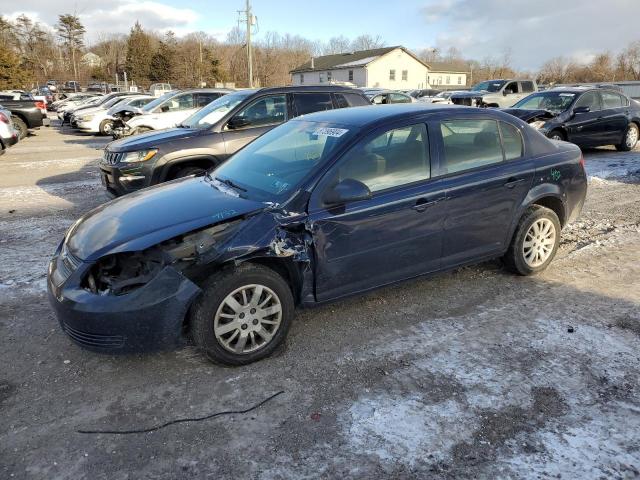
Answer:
[77,390,284,435]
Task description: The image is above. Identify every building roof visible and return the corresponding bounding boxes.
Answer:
[290,46,429,74]
[427,61,470,73]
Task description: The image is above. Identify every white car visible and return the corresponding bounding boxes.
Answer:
[0,106,19,154]
[57,96,103,120]
[120,89,232,137]
[74,95,153,135]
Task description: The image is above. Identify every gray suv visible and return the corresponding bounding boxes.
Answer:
[450,79,538,108]
[99,85,371,196]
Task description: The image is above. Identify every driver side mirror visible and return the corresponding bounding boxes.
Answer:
[227,116,250,130]
[573,106,590,115]
[503,90,513,96]
[323,179,372,206]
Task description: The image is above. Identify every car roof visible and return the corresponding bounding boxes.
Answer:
[251,85,365,95]
[291,103,504,128]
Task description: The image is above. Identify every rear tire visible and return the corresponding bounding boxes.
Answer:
[548,130,565,141]
[191,264,294,366]
[616,123,639,151]
[504,205,561,276]
[13,117,27,140]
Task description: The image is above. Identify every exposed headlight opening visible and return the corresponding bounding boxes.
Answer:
[529,120,547,130]
[83,250,164,296]
[122,149,158,163]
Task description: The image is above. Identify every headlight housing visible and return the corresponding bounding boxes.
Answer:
[529,120,547,130]
[80,114,94,121]
[122,149,158,163]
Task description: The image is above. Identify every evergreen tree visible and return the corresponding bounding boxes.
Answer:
[125,22,152,85]
[56,14,85,81]
[149,33,176,83]
[0,48,30,89]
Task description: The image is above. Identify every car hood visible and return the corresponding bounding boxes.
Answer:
[450,91,487,98]
[502,108,558,122]
[74,106,106,116]
[65,176,265,261]
[108,127,201,152]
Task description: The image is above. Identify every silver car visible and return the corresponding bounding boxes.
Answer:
[0,105,19,154]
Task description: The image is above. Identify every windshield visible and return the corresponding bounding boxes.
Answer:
[141,92,176,112]
[512,91,576,113]
[103,96,126,108]
[209,120,355,202]
[181,91,251,129]
[471,81,506,92]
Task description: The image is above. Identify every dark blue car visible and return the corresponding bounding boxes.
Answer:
[48,104,587,365]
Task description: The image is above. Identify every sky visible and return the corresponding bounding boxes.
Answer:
[1,0,638,71]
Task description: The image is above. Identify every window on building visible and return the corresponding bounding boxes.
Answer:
[389,69,396,81]
[402,70,408,81]
[348,70,354,81]
[319,72,325,83]
[446,76,450,84]
[458,76,462,85]
[327,71,332,82]
[300,74,304,84]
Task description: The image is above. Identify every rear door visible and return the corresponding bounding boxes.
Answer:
[309,122,446,301]
[599,91,629,144]
[430,116,535,266]
[221,94,288,159]
[291,92,334,117]
[155,92,196,128]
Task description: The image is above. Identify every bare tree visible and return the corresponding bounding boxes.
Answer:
[351,34,385,51]
[56,14,85,82]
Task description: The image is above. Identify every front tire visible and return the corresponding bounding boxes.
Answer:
[13,117,28,140]
[616,123,639,151]
[99,119,114,136]
[504,205,561,276]
[191,264,294,365]
[548,130,565,141]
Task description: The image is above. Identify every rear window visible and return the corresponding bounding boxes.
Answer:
[335,93,370,108]
[439,119,504,174]
[293,93,333,116]
[521,81,535,93]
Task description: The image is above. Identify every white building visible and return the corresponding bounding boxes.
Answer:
[426,62,469,89]
[81,52,103,68]
[290,46,431,90]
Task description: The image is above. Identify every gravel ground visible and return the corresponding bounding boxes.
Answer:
[1,121,639,479]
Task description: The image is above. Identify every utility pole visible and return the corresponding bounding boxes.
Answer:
[246,0,253,88]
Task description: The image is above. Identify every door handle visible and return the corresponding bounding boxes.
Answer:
[412,197,445,212]
[504,178,526,189]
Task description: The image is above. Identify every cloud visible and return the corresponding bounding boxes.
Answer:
[2,0,207,41]
[419,0,640,70]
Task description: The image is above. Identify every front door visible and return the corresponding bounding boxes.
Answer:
[432,117,535,266]
[309,123,446,301]
[567,91,606,146]
[221,94,288,160]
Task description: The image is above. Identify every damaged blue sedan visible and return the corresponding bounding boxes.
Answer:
[48,104,587,365]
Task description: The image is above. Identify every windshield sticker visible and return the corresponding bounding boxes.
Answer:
[313,127,349,138]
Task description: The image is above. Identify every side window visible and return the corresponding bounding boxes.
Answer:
[342,93,371,107]
[334,94,349,109]
[160,93,194,112]
[293,93,333,116]
[372,94,387,105]
[601,91,624,109]
[230,95,286,129]
[500,122,524,160]
[390,93,411,103]
[196,93,221,107]
[521,81,535,93]
[574,91,601,111]
[504,82,519,94]
[439,119,503,174]
[331,124,430,193]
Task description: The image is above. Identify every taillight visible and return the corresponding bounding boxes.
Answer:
[0,112,9,124]
[35,101,46,110]
[579,154,585,169]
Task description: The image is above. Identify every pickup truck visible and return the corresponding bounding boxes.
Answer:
[0,98,47,139]
[450,80,539,108]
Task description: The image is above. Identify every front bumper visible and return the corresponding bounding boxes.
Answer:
[48,254,201,352]
[99,160,153,196]
[1,133,18,147]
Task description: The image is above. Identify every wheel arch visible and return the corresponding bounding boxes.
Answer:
[158,155,221,182]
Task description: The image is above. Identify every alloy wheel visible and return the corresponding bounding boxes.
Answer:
[522,218,556,268]
[626,125,639,149]
[214,284,282,354]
